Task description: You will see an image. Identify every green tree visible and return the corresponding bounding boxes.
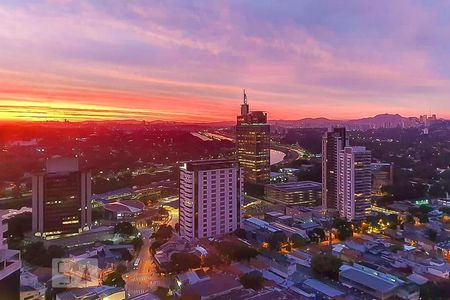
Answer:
[420,281,450,300]
[154,286,171,300]
[311,254,342,279]
[239,272,264,290]
[204,253,223,268]
[216,241,258,262]
[150,240,166,254]
[333,218,353,241]
[234,228,247,239]
[291,234,308,248]
[425,229,437,242]
[22,242,65,267]
[170,252,201,272]
[267,232,288,251]
[405,214,415,224]
[102,269,125,287]
[440,207,450,215]
[152,224,173,240]
[120,249,133,261]
[132,237,143,252]
[114,222,136,236]
[47,245,65,260]
[308,228,326,244]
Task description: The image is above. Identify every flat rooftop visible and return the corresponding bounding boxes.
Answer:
[266,181,321,192]
[303,279,344,298]
[180,159,238,171]
[340,267,398,293]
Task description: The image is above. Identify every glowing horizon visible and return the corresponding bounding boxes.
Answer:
[1,1,450,122]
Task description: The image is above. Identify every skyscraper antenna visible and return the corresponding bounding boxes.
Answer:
[243,89,247,104]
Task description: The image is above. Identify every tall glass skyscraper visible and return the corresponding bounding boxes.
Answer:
[236,91,270,184]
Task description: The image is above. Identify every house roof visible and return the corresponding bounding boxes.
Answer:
[303,279,344,297]
[340,268,398,293]
[181,274,242,298]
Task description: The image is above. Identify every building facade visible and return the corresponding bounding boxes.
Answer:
[338,147,372,221]
[236,91,270,184]
[32,157,92,238]
[322,128,348,210]
[265,181,322,207]
[179,159,243,240]
[371,162,394,193]
[0,211,21,300]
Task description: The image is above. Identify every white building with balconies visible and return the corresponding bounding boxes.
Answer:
[179,159,243,240]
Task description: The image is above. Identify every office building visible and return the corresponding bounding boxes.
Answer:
[338,147,372,221]
[265,181,322,207]
[179,159,243,240]
[322,128,348,210]
[371,162,394,193]
[236,91,270,184]
[32,157,92,238]
[0,211,21,300]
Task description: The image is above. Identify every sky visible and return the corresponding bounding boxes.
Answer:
[1,0,450,122]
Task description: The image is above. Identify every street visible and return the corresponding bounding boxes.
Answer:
[124,229,169,297]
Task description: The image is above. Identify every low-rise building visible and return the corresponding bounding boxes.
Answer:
[0,211,21,300]
[301,279,345,299]
[104,200,145,220]
[180,274,242,300]
[265,181,321,207]
[339,264,419,300]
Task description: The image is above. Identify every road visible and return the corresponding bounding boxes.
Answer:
[124,229,169,297]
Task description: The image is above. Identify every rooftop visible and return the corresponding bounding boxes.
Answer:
[181,274,242,298]
[340,267,398,293]
[266,181,321,192]
[104,200,145,213]
[303,279,344,298]
[180,159,238,171]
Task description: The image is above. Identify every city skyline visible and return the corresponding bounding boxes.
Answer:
[1,1,450,122]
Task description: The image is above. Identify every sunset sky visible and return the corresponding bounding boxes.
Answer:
[1,0,450,122]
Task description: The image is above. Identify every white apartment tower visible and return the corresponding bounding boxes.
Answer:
[322,128,348,210]
[338,146,372,221]
[179,159,243,240]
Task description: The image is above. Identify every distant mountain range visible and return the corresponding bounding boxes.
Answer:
[2,113,439,129]
[271,113,422,129]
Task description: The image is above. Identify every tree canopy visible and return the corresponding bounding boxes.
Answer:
[170,252,201,272]
[291,233,308,248]
[333,218,353,241]
[22,242,65,267]
[216,241,258,262]
[240,272,264,290]
[311,254,342,280]
[267,231,288,251]
[114,222,137,236]
[152,224,173,240]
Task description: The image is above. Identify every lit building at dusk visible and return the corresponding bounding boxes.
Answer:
[32,157,92,239]
[236,91,271,185]
[371,162,394,194]
[0,211,21,300]
[179,159,243,240]
[264,181,322,207]
[322,127,348,210]
[338,146,372,221]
